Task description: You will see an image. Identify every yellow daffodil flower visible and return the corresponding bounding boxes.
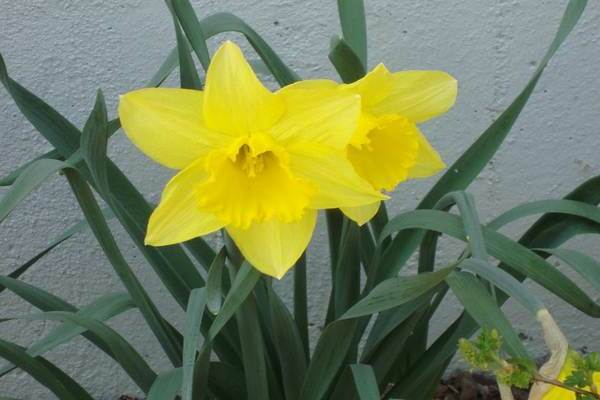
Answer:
[541,350,600,400]
[287,64,457,224]
[118,41,384,278]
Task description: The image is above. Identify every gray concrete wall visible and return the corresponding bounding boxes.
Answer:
[0,0,599,398]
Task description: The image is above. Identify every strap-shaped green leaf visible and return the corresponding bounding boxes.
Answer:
[147,368,182,400]
[537,248,600,292]
[378,0,589,282]
[190,263,260,397]
[0,149,61,187]
[459,258,544,314]
[382,209,600,316]
[2,311,157,393]
[350,364,380,400]
[488,199,600,231]
[394,175,600,399]
[299,319,357,400]
[0,338,93,400]
[206,248,227,315]
[64,169,184,366]
[0,158,67,223]
[329,36,366,83]
[446,271,529,359]
[0,292,135,378]
[269,287,307,400]
[182,288,207,400]
[343,266,454,319]
[169,0,211,71]
[293,254,309,358]
[336,0,367,69]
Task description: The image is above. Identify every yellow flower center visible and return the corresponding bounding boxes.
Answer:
[197,133,315,229]
[347,114,419,192]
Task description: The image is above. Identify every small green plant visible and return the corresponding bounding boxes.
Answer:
[461,329,600,399]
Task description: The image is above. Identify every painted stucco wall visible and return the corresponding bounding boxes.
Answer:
[0,0,599,398]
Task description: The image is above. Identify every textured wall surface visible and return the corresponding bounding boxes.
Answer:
[0,0,599,398]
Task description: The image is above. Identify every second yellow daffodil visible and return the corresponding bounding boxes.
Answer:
[118,41,384,278]
[287,64,457,224]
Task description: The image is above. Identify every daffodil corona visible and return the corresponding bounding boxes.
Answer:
[119,41,384,278]
[287,64,457,224]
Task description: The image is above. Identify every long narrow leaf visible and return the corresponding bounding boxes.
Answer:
[182,288,207,400]
[64,170,183,366]
[446,271,529,358]
[378,0,588,281]
[350,364,380,400]
[3,311,157,393]
[0,339,93,400]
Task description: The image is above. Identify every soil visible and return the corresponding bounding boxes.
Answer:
[435,371,529,400]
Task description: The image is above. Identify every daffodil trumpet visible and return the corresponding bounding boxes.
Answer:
[286,63,457,225]
[119,41,384,278]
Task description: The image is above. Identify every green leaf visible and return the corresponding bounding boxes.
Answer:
[299,319,357,400]
[64,170,184,366]
[182,288,207,400]
[361,290,439,360]
[0,53,80,156]
[394,174,600,398]
[459,258,544,314]
[0,158,67,223]
[169,0,211,71]
[293,254,309,358]
[342,266,454,319]
[206,248,227,315]
[350,364,380,400]
[170,8,203,89]
[446,271,529,359]
[0,338,93,400]
[377,0,588,282]
[199,12,299,86]
[207,362,247,399]
[328,36,366,83]
[226,264,271,400]
[0,205,115,297]
[3,311,157,393]
[0,292,135,378]
[488,199,600,231]
[537,248,600,293]
[147,368,182,400]
[382,210,600,316]
[334,219,361,318]
[191,263,260,397]
[207,262,261,339]
[269,287,307,400]
[336,0,367,69]
[0,275,74,312]
[0,149,61,187]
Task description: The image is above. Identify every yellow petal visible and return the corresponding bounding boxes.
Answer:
[341,201,380,226]
[407,127,446,179]
[226,210,317,279]
[146,159,224,246]
[371,70,457,123]
[203,41,284,135]
[198,134,315,229]
[119,88,233,169]
[271,85,361,149]
[346,116,419,191]
[342,63,393,107]
[288,142,386,209]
